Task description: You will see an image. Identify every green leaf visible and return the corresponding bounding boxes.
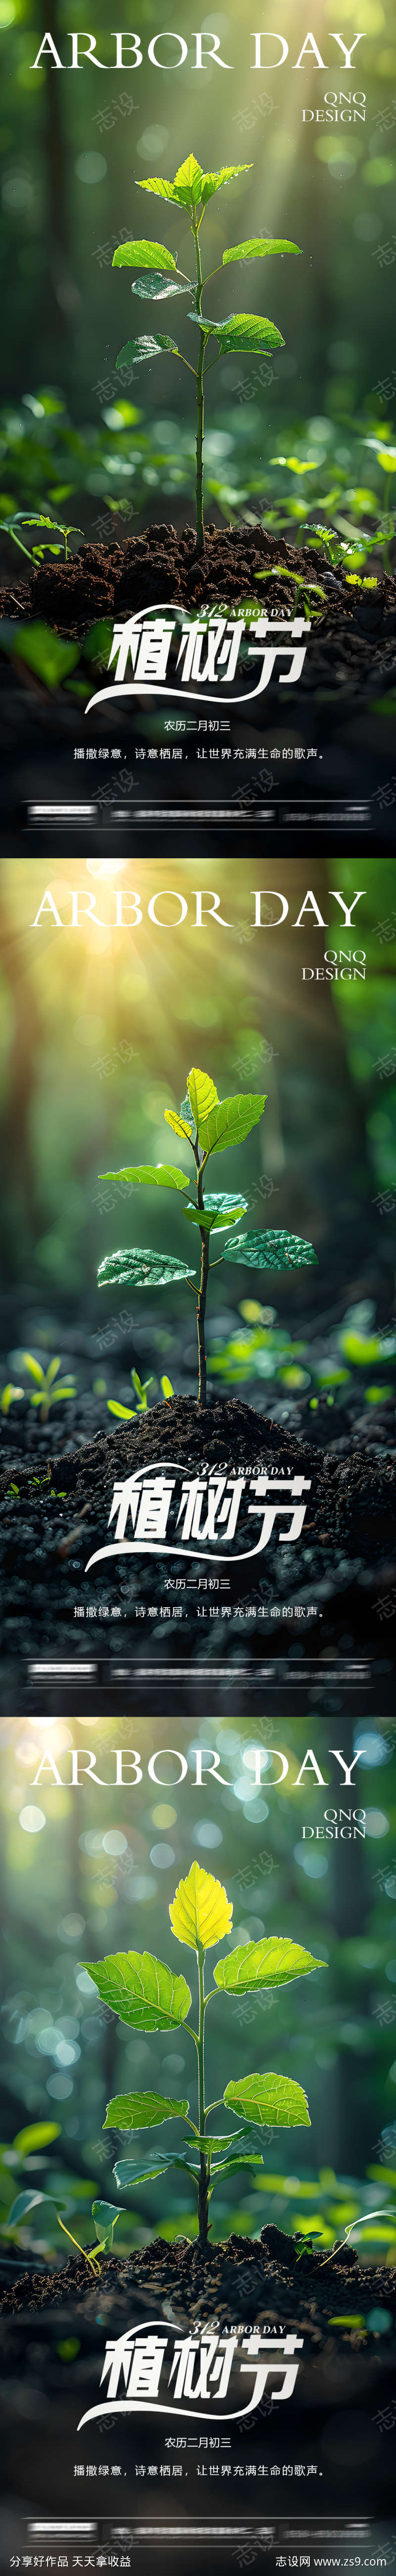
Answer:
[214,1938,325,1994]
[210,2153,265,2181]
[103,2091,189,2130]
[137,155,203,207]
[113,2150,198,2188]
[113,2152,174,2187]
[203,1092,267,1159]
[161,1376,174,1400]
[165,154,204,206]
[107,1402,135,1419]
[116,336,180,372]
[169,1861,233,1952]
[112,239,178,272]
[224,237,301,264]
[48,1385,76,1400]
[194,2131,247,2153]
[7,2188,68,2225]
[223,1228,318,1268]
[0,623,80,688]
[115,340,180,376]
[13,2122,61,2155]
[224,2073,311,2128]
[189,312,285,353]
[164,1105,194,1142]
[184,1193,248,1233]
[21,1353,45,1384]
[92,2200,124,2247]
[82,1950,192,2031]
[98,1164,190,1194]
[136,179,180,202]
[187,1067,219,1133]
[98,1249,195,1288]
[200,164,252,204]
[131,273,192,301]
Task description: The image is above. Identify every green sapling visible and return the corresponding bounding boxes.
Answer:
[84,1862,325,2248]
[112,154,301,555]
[98,1063,317,1407]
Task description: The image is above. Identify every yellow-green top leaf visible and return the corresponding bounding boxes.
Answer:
[169,1861,233,1951]
[214,1936,325,1994]
[138,155,203,207]
[172,153,204,202]
[137,157,251,209]
[187,1067,219,1135]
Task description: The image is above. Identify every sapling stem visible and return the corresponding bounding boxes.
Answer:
[197,1945,210,2244]
[56,2214,100,2274]
[195,1133,209,1404]
[192,207,206,557]
[87,1868,325,2257]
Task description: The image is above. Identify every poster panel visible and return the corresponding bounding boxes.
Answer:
[0,857,395,1715]
[1,7,396,848]
[0,1717,396,2573]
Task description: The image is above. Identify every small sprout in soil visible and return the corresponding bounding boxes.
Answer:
[98,1063,317,1407]
[107,1368,175,1421]
[84,1864,325,2248]
[2,2125,124,2276]
[0,1382,24,1415]
[304,520,382,577]
[255,563,326,621]
[2,511,82,565]
[20,1352,77,1424]
[112,155,301,556]
[56,2199,124,2274]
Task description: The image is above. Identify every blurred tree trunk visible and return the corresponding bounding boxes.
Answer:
[41,0,75,345]
[0,886,42,1268]
[317,1722,375,2176]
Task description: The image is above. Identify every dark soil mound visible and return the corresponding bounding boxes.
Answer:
[0,522,395,633]
[1,2229,395,2348]
[0,1396,394,1553]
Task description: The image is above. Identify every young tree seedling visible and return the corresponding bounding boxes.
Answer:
[3,512,81,564]
[98,1063,317,1407]
[108,1368,174,1421]
[112,155,301,555]
[84,1863,325,2247]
